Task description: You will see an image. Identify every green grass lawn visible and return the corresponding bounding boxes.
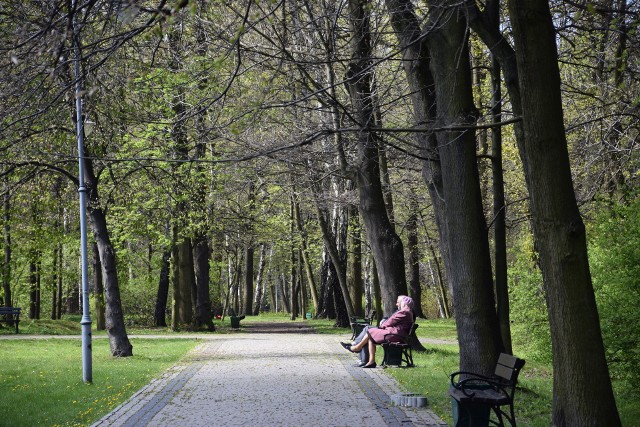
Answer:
[0,338,198,427]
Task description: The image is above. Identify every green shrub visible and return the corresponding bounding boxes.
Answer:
[508,234,552,364]
[588,195,640,395]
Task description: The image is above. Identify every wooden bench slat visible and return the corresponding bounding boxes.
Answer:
[494,364,516,380]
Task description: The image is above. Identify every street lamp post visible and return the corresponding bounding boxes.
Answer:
[73,0,92,383]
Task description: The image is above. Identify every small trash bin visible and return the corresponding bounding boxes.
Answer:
[230,315,244,328]
[451,383,491,427]
[305,312,312,319]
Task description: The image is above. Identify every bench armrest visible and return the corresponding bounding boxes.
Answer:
[450,371,513,398]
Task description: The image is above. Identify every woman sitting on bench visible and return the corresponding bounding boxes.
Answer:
[340,296,414,368]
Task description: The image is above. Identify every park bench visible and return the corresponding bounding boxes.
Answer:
[449,353,526,427]
[350,308,376,340]
[0,307,21,334]
[380,323,419,367]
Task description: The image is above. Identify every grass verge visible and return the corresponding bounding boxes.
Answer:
[3,316,638,426]
[0,338,198,426]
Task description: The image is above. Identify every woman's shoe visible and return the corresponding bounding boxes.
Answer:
[362,362,377,368]
[340,342,355,352]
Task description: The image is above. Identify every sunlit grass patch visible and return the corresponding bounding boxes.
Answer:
[0,338,197,426]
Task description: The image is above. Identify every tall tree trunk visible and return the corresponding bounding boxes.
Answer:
[298,249,307,317]
[464,0,529,186]
[347,0,407,316]
[93,242,105,331]
[309,176,354,320]
[289,199,298,320]
[369,255,382,324]
[490,54,511,354]
[384,0,453,306]
[347,201,363,316]
[35,258,41,319]
[377,134,395,228]
[426,0,502,374]
[422,225,450,318]
[172,236,194,328]
[167,19,194,330]
[155,250,170,327]
[50,180,64,320]
[279,272,291,314]
[252,243,267,315]
[51,247,57,320]
[2,182,11,308]
[84,156,132,357]
[316,249,332,319]
[242,244,254,316]
[406,198,425,318]
[56,242,63,319]
[194,235,214,330]
[192,85,214,329]
[509,1,621,423]
[293,196,319,313]
[67,258,80,314]
[29,256,37,319]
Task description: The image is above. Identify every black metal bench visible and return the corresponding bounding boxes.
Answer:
[350,308,376,340]
[380,323,419,367]
[0,307,21,334]
[449,353,526,427]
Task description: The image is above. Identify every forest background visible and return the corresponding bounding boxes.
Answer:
[0,0,637,425]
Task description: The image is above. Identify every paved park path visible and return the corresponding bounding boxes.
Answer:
[87,322,448,427]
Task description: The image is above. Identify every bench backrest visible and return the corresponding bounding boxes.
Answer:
[0,307,20,314]
[494,352,526,384]
[365,308,376,322]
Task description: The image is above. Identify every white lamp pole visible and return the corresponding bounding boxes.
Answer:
[72,0,92,384]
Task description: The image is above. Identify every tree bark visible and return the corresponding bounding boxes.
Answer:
[35,258,41,319]
[29,256,37,319]
[509,0,621,423]
[293,196,319,313]
[463,0,529,183]
[51,248,57,320]
[383,0,453,305]
[172,236,194,329]
[310,177,354,320]
[242,244,254,316]
[252,243,267,315]
[426,0,502,374]
[56,243,63,319]
[84,156,132,357]
[194,235,214,330]
[347,201,363,316]
[406,198,425,318]
[154,250,170,327]
[347,0,407,316]
[490,54,511,354]
[85,168,132,355]
[2,179,11,308]
[93,242,105,331]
